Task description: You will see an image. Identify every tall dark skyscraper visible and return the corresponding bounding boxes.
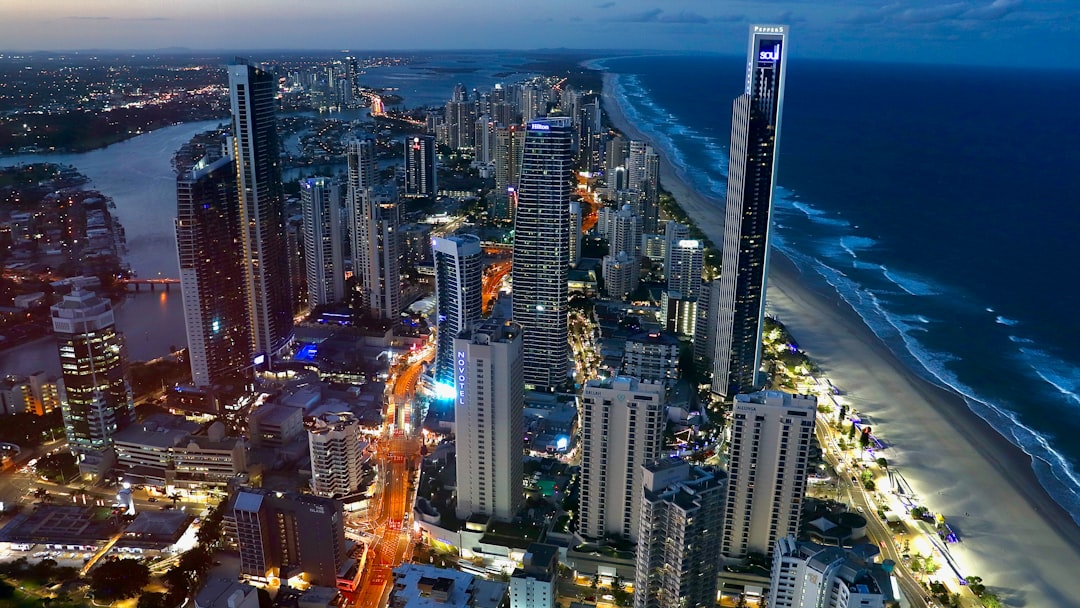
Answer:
[176,139,251,387]
[511,117,573,390]
[712,25,788,397]
[432,234,483,389]
[404,135,437,198]
[228,60,294,362]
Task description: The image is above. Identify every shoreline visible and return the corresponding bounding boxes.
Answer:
[598,69,1080,605]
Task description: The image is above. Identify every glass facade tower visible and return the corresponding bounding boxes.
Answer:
[712,25,788,397]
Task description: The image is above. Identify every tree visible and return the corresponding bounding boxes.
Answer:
[847,424,857,439]
[980,593,1004,608]
[837,405,847,424]
[36,452,79,483]
[91,559,150,600]
[966,576,986,596]
[876,457,888,469]
[138,592,173,608]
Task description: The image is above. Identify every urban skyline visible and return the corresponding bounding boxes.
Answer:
[0,16,1076,608]
[0,1,1074,69]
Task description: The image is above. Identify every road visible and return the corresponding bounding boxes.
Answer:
[351,354,426,608]
[817,415,931,608]
[482,260,511,315]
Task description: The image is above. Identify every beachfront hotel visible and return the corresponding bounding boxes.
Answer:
[722,390,815,560]
[228,60,295,361]
[511,117,573,390]
[711,25,788,397]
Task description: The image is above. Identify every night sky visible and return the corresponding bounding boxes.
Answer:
[0,0,1077,68]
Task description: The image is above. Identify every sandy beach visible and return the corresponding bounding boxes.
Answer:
[599,71,1080,606]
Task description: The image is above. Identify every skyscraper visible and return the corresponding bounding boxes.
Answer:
[579,377,665,542]
[404,135,437,198]
[299,177,345,309]
[357,191,401,319]
[635,459,725,608]
[345,135,377,298]
[52,289,134,461]
[228,60,294,361]
[176,141,250,387]
[493,126,526,222]
[512,118,573,390]
[722,390,815,560]
[453,320,524,521]
[663,237,704,336]
[711,25,788,396]
[433,235,483,389]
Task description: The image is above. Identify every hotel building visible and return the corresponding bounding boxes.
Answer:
[722,390,815,560]
[453,320,524,521]
[712,25,788,396]
[511,118,573,390]
[579,377,665,542]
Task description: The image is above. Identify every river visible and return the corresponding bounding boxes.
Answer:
[0,120,226,375]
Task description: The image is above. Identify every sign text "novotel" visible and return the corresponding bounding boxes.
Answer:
[456,350,468,406]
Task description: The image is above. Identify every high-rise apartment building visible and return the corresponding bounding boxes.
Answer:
[307,412,365,498]
[345,135,377,297]
[634,459,725,608]
[52,289,134,459]
[404,135,437,198]
[176,141,251,387]
[228,60,294,361]
[769,536,894,608]
[711,25,788,396]
[453,320,524,521]
[357,192,401,320]
[432,234,483,388]
[602,251,638,300]
[569,201,582,267]
[300,177,344,309]
[511,118,573,390]
[663,237,704,336]
[579,377,665,542]
[626,142,660,233]
[722,390,815,560]
[231,487,347,587]
[493,126,526,222]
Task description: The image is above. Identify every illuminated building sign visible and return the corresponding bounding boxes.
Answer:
[456,350,467,406]
[759,43,781,63]
[529,122,550,131]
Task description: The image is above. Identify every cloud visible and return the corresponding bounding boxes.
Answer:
[843,0,1026,26]
[64,16,171,22]
[897,3,968,23]
[613,8,708,24]
[963,0,1023,20]
[769,11,808,24]
[595,1,616,8]
[713,14,747,23]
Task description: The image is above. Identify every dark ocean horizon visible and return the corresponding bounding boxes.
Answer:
[598,53,1080,523]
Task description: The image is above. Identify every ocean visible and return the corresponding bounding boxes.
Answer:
[598,54,1080,523]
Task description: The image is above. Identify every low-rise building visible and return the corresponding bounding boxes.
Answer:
[195,579,261,608]
[769,536,895,608]
[510,543,559,608]
[390,564,508,608]
[621,331,680,388]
